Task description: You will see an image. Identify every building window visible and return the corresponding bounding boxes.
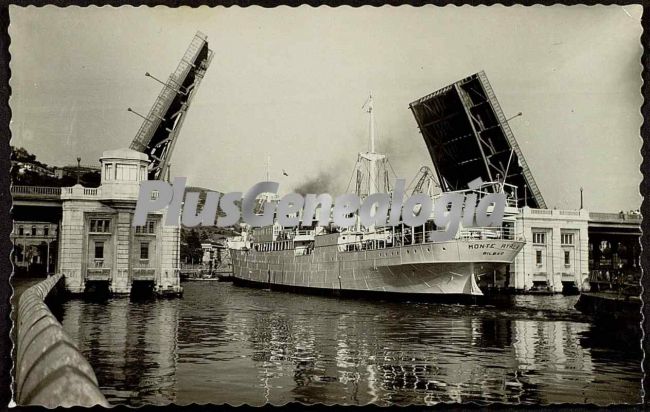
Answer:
[564,250,571,266]
[536,250,543,265]
[533,232,546,245]
[31,226,36,236]
[18,226,23,236]
[43,226,49,236]
[90,219,111,233]
[140,242,149,260]
[561,232,574,245]
[94,241,104,259]
[105,164,113,180]
[116,164,138,181]
[140,166,147,181]
[135,220,156,234]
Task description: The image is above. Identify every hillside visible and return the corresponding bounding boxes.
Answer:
[11,146,100,187]
[182,186,242,242]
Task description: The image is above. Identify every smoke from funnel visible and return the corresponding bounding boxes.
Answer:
[293,170,338,195]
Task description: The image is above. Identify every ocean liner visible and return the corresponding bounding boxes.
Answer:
[228,95,525,300]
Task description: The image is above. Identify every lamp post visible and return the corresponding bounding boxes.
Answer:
[145,72,185,95]
[127,107,165,122]
[76,156,81,185]
[505,112,523,122]
[46,239,50,275]
[580,187,584,210]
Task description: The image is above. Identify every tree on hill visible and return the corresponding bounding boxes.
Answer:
[11,146,100,187]
[181,228,203,264]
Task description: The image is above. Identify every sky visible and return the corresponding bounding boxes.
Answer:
[8,5,643,212]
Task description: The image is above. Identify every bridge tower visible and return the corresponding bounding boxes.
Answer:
[54,33,213,296]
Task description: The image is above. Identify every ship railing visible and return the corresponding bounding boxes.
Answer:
[293,230,315,236]
[338,238,391,252]
[363,239,390,250]
[449,181,519,208]
[294,246,312,256]
[388,227,517,246]
[411,232,427,245]
[253,239,294,252]
[458,226,516,240]
[336,224,518,252]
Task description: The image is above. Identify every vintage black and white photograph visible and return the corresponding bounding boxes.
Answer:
[8,5,644,407]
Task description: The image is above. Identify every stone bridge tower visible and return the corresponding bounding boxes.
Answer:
[58,148,182,296]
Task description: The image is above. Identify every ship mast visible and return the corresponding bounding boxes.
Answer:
[360,93,386,197]
[266,155,270,181]
[367,93,377,195]
[255,154,279,216]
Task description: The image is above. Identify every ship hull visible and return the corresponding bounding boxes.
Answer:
[230,239,524,300]
[232,275,491,304]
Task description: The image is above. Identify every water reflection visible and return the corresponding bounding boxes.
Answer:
[61,297,180,405]
[55,282,641,406]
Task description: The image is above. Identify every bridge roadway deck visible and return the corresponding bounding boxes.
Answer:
[10,185,642,231]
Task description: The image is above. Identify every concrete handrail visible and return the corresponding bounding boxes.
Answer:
[589,211,642,222]
[15,273,109,407]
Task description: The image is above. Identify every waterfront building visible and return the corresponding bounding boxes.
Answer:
[586,211,642,291]
[511,207,590,293]
[57,148,182,296]
[11,220,58,275]
[201,240,224,265]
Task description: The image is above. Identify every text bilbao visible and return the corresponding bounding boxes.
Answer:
[133,178,506,242]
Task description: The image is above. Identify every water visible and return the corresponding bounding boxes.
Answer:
[50,281,641,406]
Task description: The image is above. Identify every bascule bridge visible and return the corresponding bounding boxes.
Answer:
[409,71,640,293]
[13,32,213,296]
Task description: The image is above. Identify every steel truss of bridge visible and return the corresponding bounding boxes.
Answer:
[409,71,546,209]
[129,31,214,181]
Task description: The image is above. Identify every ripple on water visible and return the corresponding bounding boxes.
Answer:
[46,281,642,406]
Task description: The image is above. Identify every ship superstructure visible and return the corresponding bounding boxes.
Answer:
[228,93,525,300]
